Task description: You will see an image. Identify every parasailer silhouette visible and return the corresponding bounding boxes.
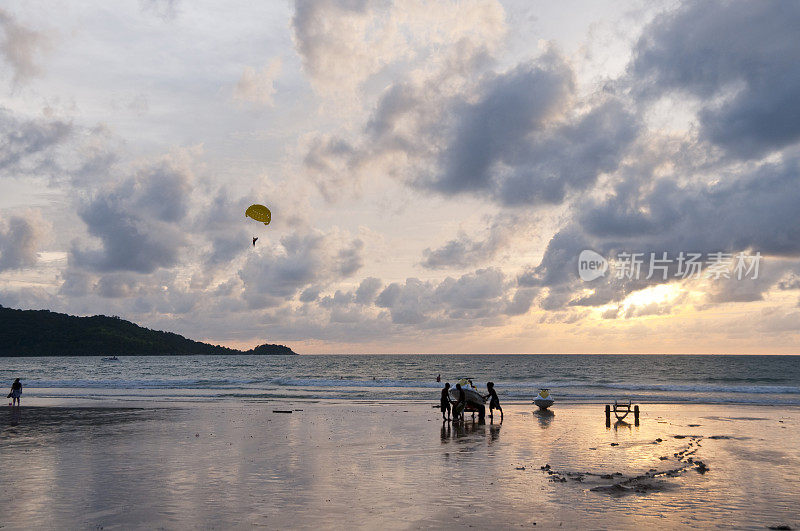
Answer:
[246,204,270,247]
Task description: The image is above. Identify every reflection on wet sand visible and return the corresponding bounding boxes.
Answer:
[1,407,171,447]
[440,417,502,445]
[612,419,635,432]
[534,409,555,428]
[0,403,798,529]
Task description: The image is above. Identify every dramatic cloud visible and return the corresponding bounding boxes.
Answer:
[427,52,639,205]
[70,158,193,274]
[354,276,381,304]
[524,150,800,312]
[631,0,800,159]
[5,0,800,352]
[304,47,638,206]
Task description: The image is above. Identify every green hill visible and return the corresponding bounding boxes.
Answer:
[0,306,296,356]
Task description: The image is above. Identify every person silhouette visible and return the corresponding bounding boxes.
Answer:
[484,381,502,421]
[440,382,451,421]
[8,378,22,407]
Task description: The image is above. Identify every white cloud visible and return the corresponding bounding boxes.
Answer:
[0,8,50,85]
[0,210,50,271]
[233,58,282,107]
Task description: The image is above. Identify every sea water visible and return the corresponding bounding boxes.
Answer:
[1,354,799,405]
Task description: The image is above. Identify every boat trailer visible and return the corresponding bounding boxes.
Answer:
[605,400,640,427]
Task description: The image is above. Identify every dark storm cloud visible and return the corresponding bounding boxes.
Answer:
[526,153,800,311]
[504,287,537,316]
[491,100,639,205]
[418,52,639,205]
[579,155,800,257]
[309,48,638,207]
[511,0,800,313]
[433,55,574,194]
[631,0,800,158]
[336,238,364,276]
[354,276,381,304]
[70,161,191,274]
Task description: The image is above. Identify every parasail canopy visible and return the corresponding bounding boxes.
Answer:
[245,204,271,225]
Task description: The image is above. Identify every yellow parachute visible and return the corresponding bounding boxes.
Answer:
[245,204,271,225]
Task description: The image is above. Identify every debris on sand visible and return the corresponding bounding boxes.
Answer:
[541,436,708,496]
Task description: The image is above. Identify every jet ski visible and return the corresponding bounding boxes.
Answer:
[101,356,119,362]
[533,388,554,410]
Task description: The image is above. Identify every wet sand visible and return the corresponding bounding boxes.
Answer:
[1,402,798,529]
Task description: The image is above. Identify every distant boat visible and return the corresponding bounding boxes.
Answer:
[101,356,119,362]
[533,388,554,410]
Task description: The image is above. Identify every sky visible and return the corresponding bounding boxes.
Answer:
[1,0,799,354]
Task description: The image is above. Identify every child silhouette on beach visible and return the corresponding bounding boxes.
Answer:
[484,382,502,421]
[7,378,22,407]
[440,382,451,421]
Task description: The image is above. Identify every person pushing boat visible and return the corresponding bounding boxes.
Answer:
[440,382,451,421]
[452,383,466,422]
[484,381,502,421]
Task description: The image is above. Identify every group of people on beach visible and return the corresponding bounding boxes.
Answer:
[439,380,502,422]
[7,378,22,407]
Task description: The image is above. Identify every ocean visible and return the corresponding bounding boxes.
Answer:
[2,354,799,406]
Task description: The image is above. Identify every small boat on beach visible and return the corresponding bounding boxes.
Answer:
[448,378,487,409]
[101,356,119,362]
[533,388,554,410]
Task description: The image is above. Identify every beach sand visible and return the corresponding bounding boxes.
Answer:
[1,401,798,529]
